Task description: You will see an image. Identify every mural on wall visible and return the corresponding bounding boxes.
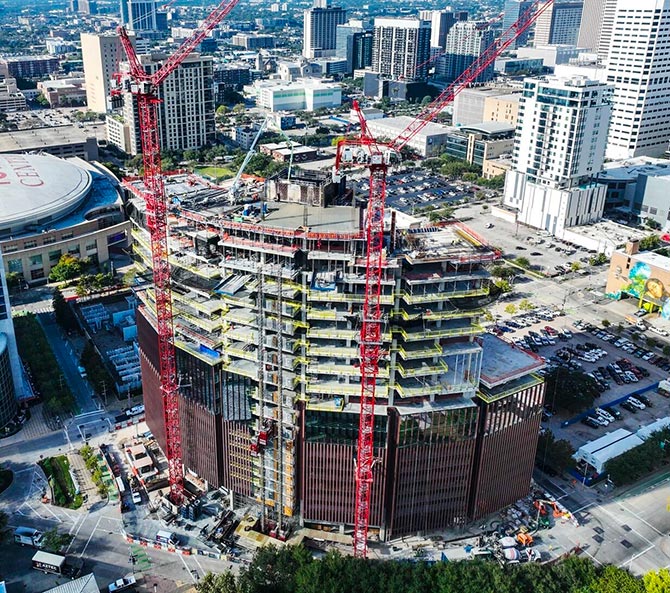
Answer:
[617,261,670,320]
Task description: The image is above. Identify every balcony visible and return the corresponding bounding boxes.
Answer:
[400,286,488,304]
[308,290,394,305]
[393,323,482,341]
[396,360,448,378]
[307,362,389,378]
[393,307,483,322]
[306,344,359,358]
[305,381,389,398]
[395,343,443,360]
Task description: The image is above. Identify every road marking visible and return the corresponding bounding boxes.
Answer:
[571,502,594,514]
[619,502,666,537]
[620,543,655,568]
[80,515,101,558]
[66,515,87,553]
[580,547,602,566]
[191,553,204,574]
[597,504,653,546]
[180,554,197,583]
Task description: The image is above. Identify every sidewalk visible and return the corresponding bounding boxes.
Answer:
[68,450,105,511]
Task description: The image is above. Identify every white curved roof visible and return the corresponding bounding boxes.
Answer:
[0,154,92,232]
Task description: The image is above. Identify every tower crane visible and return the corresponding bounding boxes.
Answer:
[335,0,556,558]
[114,0,240,504]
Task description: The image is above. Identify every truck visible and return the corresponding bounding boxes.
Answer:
[658,379,670,397]
[155,530,178,546]
[14,526,44,549]
[108,575,137,592]
[625,314,647,330]
[32,551,66,575]
[31,551,83,577]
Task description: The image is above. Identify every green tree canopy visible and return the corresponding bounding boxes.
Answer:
[48,254,84,283]
[536,430,576,473]
[544,367,599,413]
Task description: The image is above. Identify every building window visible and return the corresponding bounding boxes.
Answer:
[7,259,22,274]
[30,269,45,280]
[29,254,43,267]
[48,249,62,263]
[23,240,37,249]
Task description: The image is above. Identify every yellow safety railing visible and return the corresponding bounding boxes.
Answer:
[400,287,489,304]
[393,324,482,341]
[396,360,448,378]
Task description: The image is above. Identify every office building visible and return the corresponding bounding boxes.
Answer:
[0,55,59,79]
[471,333,545,518]
[247,79,342,112]
[371,17,431,81]
[231,34,275,50]
[81,33,128,114]
[503,76,612,236]
[443,123,516,165]
[597,0,617,62]
[121,0,168,34]
[336,20,373,75]
[436,21,495,84]
[128,166,525,539]
[303,0,347,59]
[502,0,534,48]
[78,0,97,14]
[577,0,606,51]
[115,53,215,155]
[516,44,585,67]
[0,126,99,161]
[534,1,583,46]
[419,9,456,49]
[453,87,521,126]
[605,0,670,159]
[37,78,86,107]
[0,76,26,112]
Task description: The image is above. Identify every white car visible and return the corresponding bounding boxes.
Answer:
[593,415,610,427]
[625,371,639,383]
[131,491,142,504]
[627,397,646,410]
[595,408,615,423]
[651,326,669,336]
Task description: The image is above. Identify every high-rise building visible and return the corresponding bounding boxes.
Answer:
[117,52,215,155]
[419,9,456,49]
[605,0,670,159]
[534,1,583,46]
[597,0,617,62]
[371,17,431,81]
[503,76,612,235]
[303,0,347,59]
[81,32,128,113]
[577,0,605,51]
[128,165,537,539]
[502,0,534,48]
[121,0,168,34]
[336,20,372,74]
[78,0,97,14]
[436,21,495,84]
[0,247,21,426]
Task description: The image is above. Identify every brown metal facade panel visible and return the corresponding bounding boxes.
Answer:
[387,406,479,537]
[179,396,222,488]
[139,351,167,453]
[470,382,546,519]
[299,408,386,527]
[221,419,253,497]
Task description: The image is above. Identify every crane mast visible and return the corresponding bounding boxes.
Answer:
[116,0,240,504]
[340,0,556,558]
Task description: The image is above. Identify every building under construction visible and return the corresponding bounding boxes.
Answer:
[127,169,545,540]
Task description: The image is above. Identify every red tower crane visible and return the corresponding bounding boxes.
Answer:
[115,0,240,504]
[336,0,556,558]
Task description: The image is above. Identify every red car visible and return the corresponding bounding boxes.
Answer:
[544,326,557,336]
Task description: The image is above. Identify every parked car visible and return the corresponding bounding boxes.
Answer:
[620,400,638,413]
[634,393,653,407]
[581,416,600,428]
[627,397,646,410]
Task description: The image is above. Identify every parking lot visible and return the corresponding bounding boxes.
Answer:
[352,172,477,213]
[489,309,668,452]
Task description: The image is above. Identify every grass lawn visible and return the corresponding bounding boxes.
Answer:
[0,469,13,494]
[39,455,82,509]
[194,165,235,181]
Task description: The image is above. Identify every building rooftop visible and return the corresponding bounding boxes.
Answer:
[599,157,670,181]
[574,428,644,473]
[478,333,544,389]
[622,250,670,273]
[401,222,500,264]
[460,122,516,137]
[0,125,95,153]
[261,203,360,234]
[565,220,654,250]
[42,573,100,593]
[367,115,450,138]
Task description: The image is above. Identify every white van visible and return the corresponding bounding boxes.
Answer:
[155,530,178,546]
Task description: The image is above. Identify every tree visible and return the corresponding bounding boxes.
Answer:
[644,568,670,593]
[639,234,661,251]
[519,299,535,312]
[494,279,512,293]
[514,257,531,269]
[49,254,83,283]
[216,105,229,116]
[5,271,21,289]
[0,510,7,542]
[197,572,239,593]
[664,344,670,356]
[570,261,581,272]
[233,103,246,114]
[52,288,79,333]
[591,566,644,593]
[536,430,576,473]
[544,367,599,413]
[42,528,73,553]
[483,310,494,322]
[602,319,610,328]
[504,303,517,315]
[490,266,517,281]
